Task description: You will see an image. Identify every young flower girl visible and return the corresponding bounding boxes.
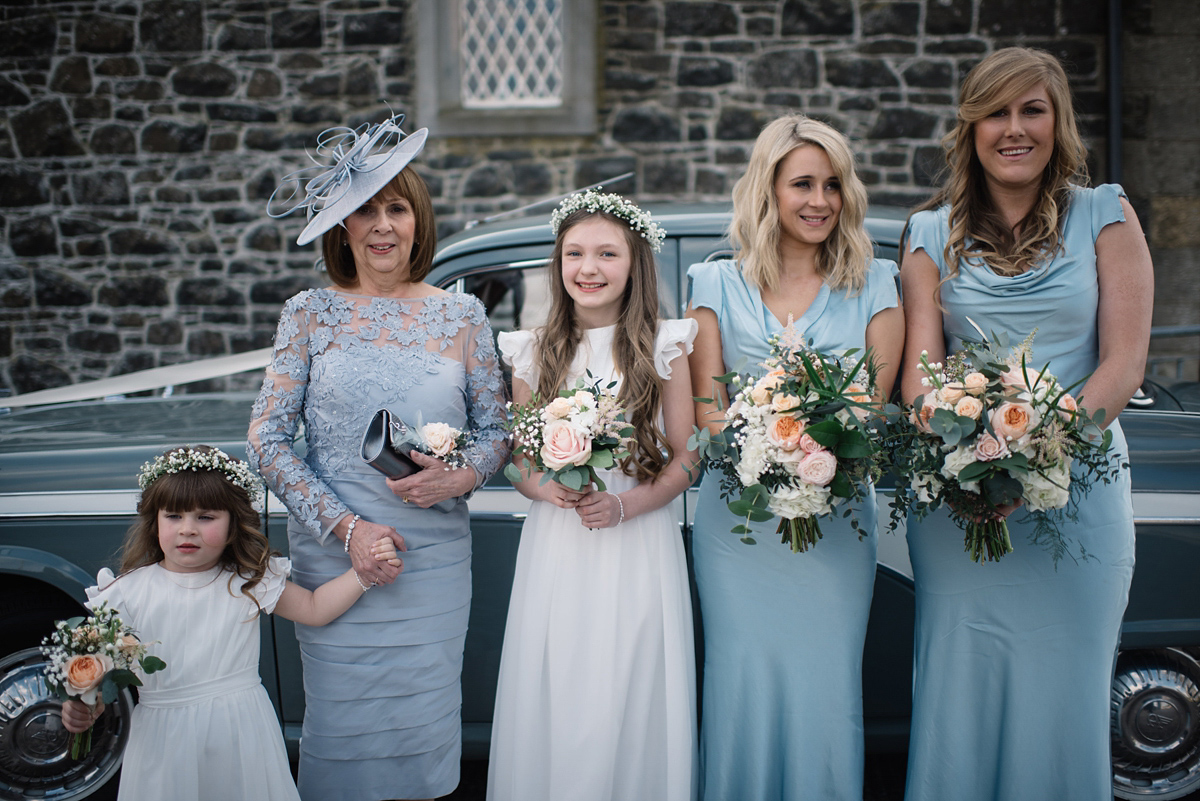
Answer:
[60,445,398,801]
[487,191,699,801]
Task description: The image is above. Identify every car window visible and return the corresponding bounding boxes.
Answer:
[463,263,553,337]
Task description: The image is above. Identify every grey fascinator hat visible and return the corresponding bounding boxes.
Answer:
[268,113,428,246]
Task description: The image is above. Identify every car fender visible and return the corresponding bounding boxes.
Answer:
[0,545,94,603]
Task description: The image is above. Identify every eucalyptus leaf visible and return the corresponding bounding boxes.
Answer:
[503,463,524,484]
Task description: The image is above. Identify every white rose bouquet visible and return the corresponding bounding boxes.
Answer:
[886,329,1123,563]
[503,373,634,492]
[693,329,884,553]
[41,602,166,758]
[391,412,472,469]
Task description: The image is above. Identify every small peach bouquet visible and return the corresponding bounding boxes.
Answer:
[692,328,883,553]
[40,602,165,758]
[391,413,472,469]
[887,329,1121,563]
[504,373,634,492]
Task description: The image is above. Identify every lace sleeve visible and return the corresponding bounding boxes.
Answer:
[460,296,510,486]
[246,291,350,544]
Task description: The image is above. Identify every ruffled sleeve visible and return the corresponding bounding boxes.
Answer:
[686,259,735,316]
[905,207,951,276]
[497,329,539,387]
[85,568,125,613]
[1084,183,1128,239]
[654,318,699,380]
[249,556,292,615]
[864,258,901,319]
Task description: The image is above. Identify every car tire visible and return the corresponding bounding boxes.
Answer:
[1112,648,1200,800]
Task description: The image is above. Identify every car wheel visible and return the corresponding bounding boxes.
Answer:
[1112,648,1200,800]
[0,647,131,801]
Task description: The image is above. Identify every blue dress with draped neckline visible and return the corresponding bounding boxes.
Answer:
[688,258,898,801]
[903,184,1136,801]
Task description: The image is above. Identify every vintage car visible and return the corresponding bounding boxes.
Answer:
[1,204,1198,801]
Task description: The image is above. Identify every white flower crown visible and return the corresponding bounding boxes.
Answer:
[549,189,666,253]
[138,446,264,505]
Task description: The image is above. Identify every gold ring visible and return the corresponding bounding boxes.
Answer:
[403,496,410,504]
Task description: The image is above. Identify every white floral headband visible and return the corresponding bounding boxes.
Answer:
[138,447,264,505]
[549,189,665,253]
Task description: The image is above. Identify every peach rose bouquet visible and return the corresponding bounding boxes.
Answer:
[886,329,1121,563]
[40,601,165,757]
[504,372,634,492]
[692,327,884,553]
[391,413,472,469]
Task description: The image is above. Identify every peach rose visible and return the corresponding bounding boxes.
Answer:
[421,422,458,457]
[65,653,113,704]
[798,432,823,453]
[749,385,772,406]
[911,403,936,434]
[540,419,592,470]
[771,393,802,414]
[974,431,1010,461]
[999,365,1035,391]
[963,372,988,395]
[954,396,984,420]
[938,383,966,404]
[543,396,573,420]
[1056,392,1078,420]
[117,633,142,660]
[797,449,838,486]
[767,415,805,451]
[991,401,1036,441]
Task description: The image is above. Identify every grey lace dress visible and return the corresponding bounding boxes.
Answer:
[247,288,507,801]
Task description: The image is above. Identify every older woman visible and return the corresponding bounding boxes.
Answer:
[248,114,508,801]
[900,48,1152,800]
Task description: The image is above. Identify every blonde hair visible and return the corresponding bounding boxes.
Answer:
[918,46,1089,277]
[730,114,873,293]
[533,210,672,482]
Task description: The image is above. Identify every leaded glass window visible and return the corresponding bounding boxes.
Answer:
[460,0,563,109]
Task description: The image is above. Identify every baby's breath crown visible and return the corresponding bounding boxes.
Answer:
[138,446,263,504]
[549,189,665,253]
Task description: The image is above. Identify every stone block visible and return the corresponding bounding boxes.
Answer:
[613,107,681,142]
[96,57,140,77]
[71,171,131,206]
[291,103,342,124]
[575,156,638,189]
[75,238,108,256]
[50,56,92,94]
[172,62,238,97]
[926,39,987,55]
[344,11,405,46]
[117,80,166,102]
[12,100,85,158]
[644,160,688,194]
[716,107,772,140]
[664,2,738,37]
[607,70,659,91]
[838,95,877,112]
[1022,39,1098,78]
[108,228,177,256]
[710,41,756,54]
[299,73,341,97]
[206,103,278,123]
[113,351,156,375]
[199,188,242,203]
[925,0,973,35]
[513,164,553,196]
[863,3,919,37]
[826,57,899,88]
[141,0,204,52]
[141,120,207,153]
[627,5,660,29]
[1151,197,1200,248]
[344,62,379,97]
[903,60,953,89]
[247,69,282,98]
[607,30,658,51]
[463,166,509,197]
[979,0,1055,35]
[251,275,319,304]
[203,310,246,325]
[0,14,56,58]
[678,57,735,87]
[34,271,91,306]
[186,237,218,255]
[232,330,276,352]
[857,39,917,56]
[1126,140,1200,195]
[147,319,183,345]
[187,330,227,356]
[746,16,775,37]
[178,277,243,306]
[116,106,147,122]
[244,223,282,251]
[11,216,58,257]
[9,355,72,394]
[0,77,31,107]
[749,49,818,89]
[913,145,946,187]
[271,10,322,49]
[871,150,907,167]
[781,0,853,36]
[867,108,940,139]
[695,168,726,196]
[763,92,803,108]
[218,23,268,51]
[77,14,135,54]
[68,330,121,354]
[100,276,170,307]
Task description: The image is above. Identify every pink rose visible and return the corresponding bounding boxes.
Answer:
[540,419,592,470]
[963,372,988,395]
[797,449,838,486]
[65,653,113,704]
[1057,392,1078,420]
[798,433,823,453]
[766,415,805,451]
[974,431,1010,461]
[991,401,1036,441]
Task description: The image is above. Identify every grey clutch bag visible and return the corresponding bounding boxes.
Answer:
[360,409,420,480]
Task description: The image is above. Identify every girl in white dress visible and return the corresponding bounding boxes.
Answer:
[487,191,700,801]
[60,445,398,801]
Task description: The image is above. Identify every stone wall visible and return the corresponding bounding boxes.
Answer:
[0,0,1193,395]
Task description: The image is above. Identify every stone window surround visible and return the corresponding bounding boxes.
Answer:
[415,0,597,137]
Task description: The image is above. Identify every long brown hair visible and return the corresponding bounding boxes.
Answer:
[730,114,874,294]
[121,446,273,607]
[534,210,671,482]
[320,165,438,286]
[917,47,1089,277]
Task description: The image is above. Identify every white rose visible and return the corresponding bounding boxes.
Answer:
[1020,462,1072,511]
[421,422,458,457]
[767,482,831,519]
[542,396,574,420]
[797,449,838,486]
[911,473,944,505]
[940,445,981,492]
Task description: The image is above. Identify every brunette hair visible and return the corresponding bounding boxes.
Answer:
[917,46,1089,277]
[730,114,874,294]
[121,445,273,605]
[320,165,438,287]
[533,210,671,482]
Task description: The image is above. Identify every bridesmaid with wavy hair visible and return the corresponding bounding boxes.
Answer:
[900,47,1152,801]
[686,115,903,801]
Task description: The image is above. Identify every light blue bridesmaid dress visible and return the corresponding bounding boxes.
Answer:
[688,258,898,801]
[903,184,1136,801]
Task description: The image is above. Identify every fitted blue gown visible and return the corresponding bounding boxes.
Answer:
[248,289,507,801]
[903,185,1136,801]
[688,258,898,801]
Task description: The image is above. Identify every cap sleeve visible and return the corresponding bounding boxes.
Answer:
[250,556,292,615]
[85,568,124,613]
[655,318,699,380]
[1086,183,1128,239]
[904,208,950,275]
[865,259,900,319]
[686,259,735,316]
[497,330,539,387]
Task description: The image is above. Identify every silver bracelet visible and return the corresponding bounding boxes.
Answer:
[343,514,361,553]
[614,493,625,526]
[353,571,372,592]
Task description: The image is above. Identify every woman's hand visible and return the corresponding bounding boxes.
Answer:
[386,451,476,508]
[61,699,103,734]
[539,481,591,509]
[575,491,623,529]
[339,517,405,586]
